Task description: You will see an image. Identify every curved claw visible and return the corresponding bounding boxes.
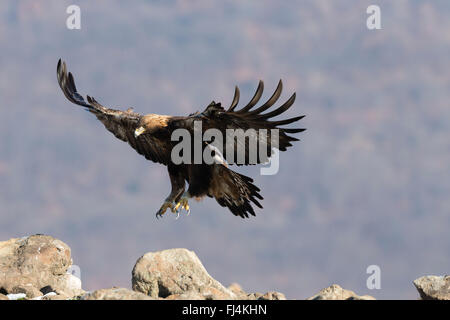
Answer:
[155,201,174,219]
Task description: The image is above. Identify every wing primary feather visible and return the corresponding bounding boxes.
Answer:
[57,59,92,109]
[68,72,77,92]
[255,92,296,120]
[227,86,240,112]
[236,80,264,113]
[246,80,283,116]
[283,128,306,133]
[268,115,305,126]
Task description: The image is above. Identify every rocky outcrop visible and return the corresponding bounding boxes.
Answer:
[227,283,246,297]
[0,235,287,300]
[132,248,237,300]
[0,235,83,299]
[258,291,287,300]
[413,275,450,300]
[131,248,290,300]
[8,235,448,300]
[0,235,289,300]
[130,248,288,300]
[165,291,207,300]
[307,284,375,300]
[80,287,154,300]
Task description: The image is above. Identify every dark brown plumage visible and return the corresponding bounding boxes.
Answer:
[57,59,305,218]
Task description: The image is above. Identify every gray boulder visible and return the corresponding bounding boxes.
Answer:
[258,291,287,300]
[245,291,287,300]
[308,284,375,300]
[413,275,450,300]
[227,283,247,298]
[80,287,154,300]
[0,235,83,298]
[165,291,206,300]
[132,248,236,300]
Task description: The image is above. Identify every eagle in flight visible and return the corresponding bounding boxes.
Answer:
[57,59,305,219]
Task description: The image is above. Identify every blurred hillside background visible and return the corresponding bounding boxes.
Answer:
[0,0,449,299]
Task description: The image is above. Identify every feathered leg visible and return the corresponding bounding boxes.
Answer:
[156,165,185,219]
[173,164,211,217]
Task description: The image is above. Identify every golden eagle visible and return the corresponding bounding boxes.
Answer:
[57,59,305,218]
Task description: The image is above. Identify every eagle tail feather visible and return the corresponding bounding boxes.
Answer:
[213,166,263,218]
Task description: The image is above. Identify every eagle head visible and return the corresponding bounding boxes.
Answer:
[134,114,170,138]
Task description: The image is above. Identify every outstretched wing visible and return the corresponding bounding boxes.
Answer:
[177,80,305,166]
[57,59,171,165]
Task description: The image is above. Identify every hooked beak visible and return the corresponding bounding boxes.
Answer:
[134,126,146,138]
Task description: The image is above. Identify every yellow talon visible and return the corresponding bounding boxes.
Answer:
[174,195,190,216]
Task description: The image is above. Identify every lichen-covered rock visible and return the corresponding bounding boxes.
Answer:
[246,292,263,300]
[80,287,154,300]
[243,291,286,300]
[413,275,450,300]
[3,235,383,301]
[308,284,375,300]
[258,291,286,300]
[9,284,42,299]
[132,248,236,299]
[200,286,236,300]
[165,291,205,300]
[228,283,247,299]
[0,235,83,298]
